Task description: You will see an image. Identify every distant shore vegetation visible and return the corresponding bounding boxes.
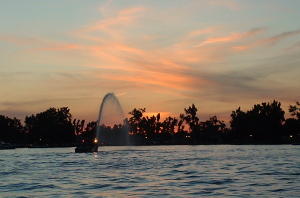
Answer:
[0,100,300,147]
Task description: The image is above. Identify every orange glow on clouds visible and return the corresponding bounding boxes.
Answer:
[2,2,300,123]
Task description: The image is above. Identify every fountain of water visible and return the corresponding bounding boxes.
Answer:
[95,93,129,146]
[75,93,128,152]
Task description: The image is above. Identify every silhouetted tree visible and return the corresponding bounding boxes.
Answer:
[230,107,251,142]
[161,116,177,134]
[157,116,177,144]
[25,107,75,146]
[180,104,204,144]
[230,100,285,143]
[73,119,85,136]
[1,99,300,146]
[284,101,300,143]
[128,108,145,135]
[200,116,226,143]
[289,101,300,119]
[0,115,24,144]
[182,104,200,133]
[78,121,97,144]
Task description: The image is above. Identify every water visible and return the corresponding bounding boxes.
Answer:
[0,145,299,197]
[96,93,128,145]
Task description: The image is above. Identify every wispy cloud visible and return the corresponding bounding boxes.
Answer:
[3,15,298,100]
[195,28,265,47]
[186,27,218,38]
[15,19,296,100]
[2,3,300,120]
[75,6,146,41]
[265,30,300,45]
[233,29,300,51]
[84,7,145,33]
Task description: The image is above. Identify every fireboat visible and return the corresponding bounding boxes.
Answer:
[75,138,99,153]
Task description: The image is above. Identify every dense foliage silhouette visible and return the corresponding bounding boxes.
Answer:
[0,100,299,147]
[0,115,23,144]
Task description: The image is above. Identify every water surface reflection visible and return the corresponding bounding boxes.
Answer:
[0,145,299,197]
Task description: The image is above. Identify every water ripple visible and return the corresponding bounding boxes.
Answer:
[0,145,299,197]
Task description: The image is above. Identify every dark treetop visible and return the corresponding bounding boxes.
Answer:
[0,100,299,147]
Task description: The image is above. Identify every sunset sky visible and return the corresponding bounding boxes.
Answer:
[1,0,300,122]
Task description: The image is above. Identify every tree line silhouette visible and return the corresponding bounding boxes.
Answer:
[0,100,299,147]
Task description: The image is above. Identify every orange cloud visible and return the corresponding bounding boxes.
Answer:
[8,4,297,104]
[79,7,145,35]
[195,28,264,47]
[33,26,269,95]
[199,33,241,46]
[232,45,249,51]
[187,27,218,38]
[99,71,203,91]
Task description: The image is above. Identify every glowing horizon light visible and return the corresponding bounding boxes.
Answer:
[94,138,98,143]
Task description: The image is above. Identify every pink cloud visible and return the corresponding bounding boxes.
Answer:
[186,27,218,38]
[194,28,264,47]
[5,4,298,104]
[79,6,145,35]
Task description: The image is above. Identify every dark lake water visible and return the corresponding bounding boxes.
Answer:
[0,145,299,197]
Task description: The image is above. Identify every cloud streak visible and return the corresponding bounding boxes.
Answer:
[16,15,298,101]
[3,12,299,100]
[194,28,264,47]
[2,2,300,121]
[233,29,300,51]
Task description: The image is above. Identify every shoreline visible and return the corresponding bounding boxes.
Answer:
[1,143,299,150]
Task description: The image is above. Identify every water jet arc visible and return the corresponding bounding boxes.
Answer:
[95,93,125,142]
[75,92,127,153]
